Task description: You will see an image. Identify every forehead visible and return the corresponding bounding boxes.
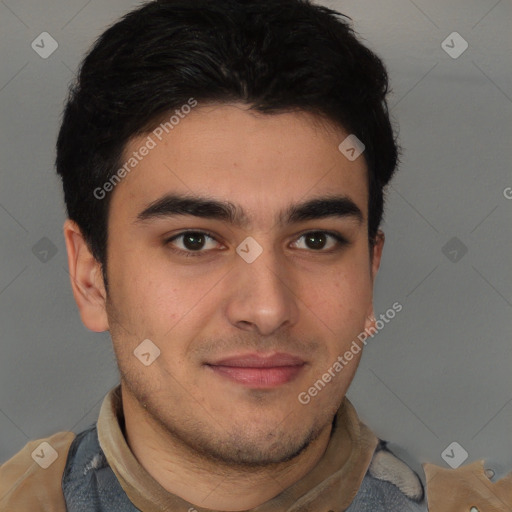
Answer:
[108,104,369,226]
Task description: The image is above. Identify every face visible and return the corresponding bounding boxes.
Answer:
[67,103,383,467]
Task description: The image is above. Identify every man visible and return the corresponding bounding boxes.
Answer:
[0,0,428,510]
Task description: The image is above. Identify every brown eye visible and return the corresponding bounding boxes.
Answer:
[292,231,348,252]
[165,231,221,257]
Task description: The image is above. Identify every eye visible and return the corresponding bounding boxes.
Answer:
[291,231,348,252]
[165,231,222,257]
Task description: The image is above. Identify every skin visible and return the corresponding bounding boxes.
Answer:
[63,103,384,511]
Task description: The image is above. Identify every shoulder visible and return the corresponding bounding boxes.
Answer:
[0,430,76,512]
[348,440,427,512]
[423,459,512,510]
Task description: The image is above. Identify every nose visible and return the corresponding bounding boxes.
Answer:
[224,242,300,336]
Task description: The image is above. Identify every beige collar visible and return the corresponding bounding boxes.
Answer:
[97,385,378,512]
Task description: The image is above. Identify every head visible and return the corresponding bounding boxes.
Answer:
[58,0,398,467]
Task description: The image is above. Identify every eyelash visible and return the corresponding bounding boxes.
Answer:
[163,230,349,258]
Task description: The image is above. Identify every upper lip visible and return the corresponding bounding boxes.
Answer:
[206,352,306,368]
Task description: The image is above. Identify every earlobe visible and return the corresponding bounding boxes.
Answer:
[63,219,109,332]
[364,306,377,334]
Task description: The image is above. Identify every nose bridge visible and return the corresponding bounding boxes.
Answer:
[237,237,289,297]
[226,236,299,334]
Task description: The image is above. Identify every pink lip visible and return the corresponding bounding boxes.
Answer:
[206,352,306,388]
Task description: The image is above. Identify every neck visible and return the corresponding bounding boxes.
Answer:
[121,385,334,511]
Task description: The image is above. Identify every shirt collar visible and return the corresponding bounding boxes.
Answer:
[97,385,378,512]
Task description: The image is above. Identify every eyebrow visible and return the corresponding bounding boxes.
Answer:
[134,193,364,228]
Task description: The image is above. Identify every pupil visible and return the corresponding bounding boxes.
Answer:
[306,232,326,250]
[184,232,204,250]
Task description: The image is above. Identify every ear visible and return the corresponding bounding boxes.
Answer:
[63,219,109,332]
[370,230,385,281]
[364,230,385,332]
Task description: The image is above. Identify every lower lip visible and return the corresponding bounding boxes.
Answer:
[207,364,305,388]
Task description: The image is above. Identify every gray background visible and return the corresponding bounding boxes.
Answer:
[1,0,511,487]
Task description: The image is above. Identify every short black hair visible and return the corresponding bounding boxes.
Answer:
[56,0,399,284]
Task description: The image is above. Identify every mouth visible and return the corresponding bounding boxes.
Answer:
[204,352,307,389]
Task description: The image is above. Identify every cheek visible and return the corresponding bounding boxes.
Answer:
[106,247,177,335]
[307,261,373,331]
[112,257,221,344]
[336,271,373,314]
